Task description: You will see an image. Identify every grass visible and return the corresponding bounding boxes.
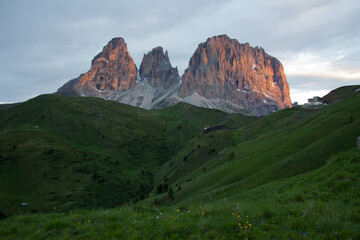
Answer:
[1,153,359,240]
[0,94,253,216]
[0,86,360,239]
[2,149,359,239]
[148,95,360,206]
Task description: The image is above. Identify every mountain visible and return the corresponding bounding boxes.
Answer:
[57,35,291,115]
[111,46,181,109]
[179,35,292,115]
[57,37,137,98]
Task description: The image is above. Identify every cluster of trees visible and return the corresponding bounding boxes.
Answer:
[155,181,182,201]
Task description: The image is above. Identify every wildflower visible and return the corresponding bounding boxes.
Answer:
[62,213,65,216]
[237,215,240,218]
[246,215,248,218]
[53,207,56,210]
[238,223,241,226]
[176,209,180,212]
[246,221,248,224]
[249,224,251,227]
[245,226,248,228]
[240,226,243,229]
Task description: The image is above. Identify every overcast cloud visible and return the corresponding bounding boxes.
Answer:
[0,0,359,104]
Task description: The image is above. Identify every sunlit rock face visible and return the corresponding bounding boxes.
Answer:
[78,37,137,91]
[58,35,291,116]
[179,35,292,115]
[57,38,137,99]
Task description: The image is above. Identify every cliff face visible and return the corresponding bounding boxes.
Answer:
[77,38,137,91]
[179,35,291,115]
[139,47,179,89]
[57,35,292,116]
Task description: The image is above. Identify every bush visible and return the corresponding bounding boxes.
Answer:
[168,186,174,201]
[228,151,235,160]
[156,184,163,194]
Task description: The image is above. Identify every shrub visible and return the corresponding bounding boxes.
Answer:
[156,184,163,194]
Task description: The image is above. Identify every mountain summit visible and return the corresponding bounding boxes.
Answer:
[139,46,179,89]
[179,35,291,114]
[58,35,291,115]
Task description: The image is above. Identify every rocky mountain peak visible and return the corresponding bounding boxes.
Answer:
[58,35,292,116]
[139,46,179,89]
[77,37,137,91]
[91,37,126,64]
[179,35,291,115]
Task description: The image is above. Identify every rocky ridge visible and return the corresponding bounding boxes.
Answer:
[179,35,291,114]
[57,35,292,115]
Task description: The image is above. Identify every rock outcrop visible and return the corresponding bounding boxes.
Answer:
[57,38,137,98]
[111,46,180,108]
[79,37,137,91]
[139,47,179,89]
[58,35,292,115]
[179,35,291,115]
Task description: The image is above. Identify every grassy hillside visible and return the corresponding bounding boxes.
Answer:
[0,89,359,239]
[1,149,359,239]
[149,95,360,205]
[0,94,253,216]
[321,85,360,104]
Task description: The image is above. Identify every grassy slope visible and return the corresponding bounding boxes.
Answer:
[1,89,359,239]
[0,95,253,216]
[149,96,360,205]
[321,85,360,104]
[1,149,359,240]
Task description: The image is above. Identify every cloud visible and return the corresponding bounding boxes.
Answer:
[284,52,360,80]
[0,0,359,103]
[287,75,358,104]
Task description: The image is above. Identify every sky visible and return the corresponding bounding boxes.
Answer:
[0,0,359,104]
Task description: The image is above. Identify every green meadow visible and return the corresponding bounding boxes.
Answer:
[0,85,359,239]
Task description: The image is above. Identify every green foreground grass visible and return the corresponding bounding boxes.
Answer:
[1,149,359,239]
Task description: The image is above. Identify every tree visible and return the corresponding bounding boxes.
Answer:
[348,115,354,124]
[156,184,163,194]
[163,183,169,192]
[228,151,235,160]
[168,186,174,201]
